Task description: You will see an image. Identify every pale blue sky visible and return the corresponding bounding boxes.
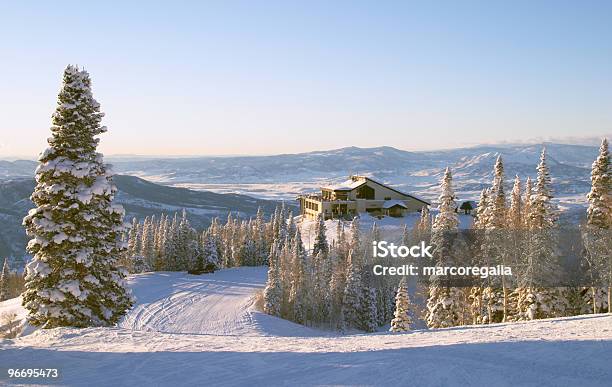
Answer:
[0,1,610,157]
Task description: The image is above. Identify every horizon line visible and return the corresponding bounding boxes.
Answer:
[0,137,608,162]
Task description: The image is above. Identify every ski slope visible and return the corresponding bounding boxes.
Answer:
[117,267,323,337]
[1,267,612,386]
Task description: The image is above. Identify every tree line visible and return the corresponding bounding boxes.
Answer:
[262,140,610,332]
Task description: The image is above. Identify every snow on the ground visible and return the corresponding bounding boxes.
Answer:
[1,267,611,386]
[118,267,323,337]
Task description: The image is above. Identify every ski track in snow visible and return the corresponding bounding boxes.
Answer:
[1,267,612,386]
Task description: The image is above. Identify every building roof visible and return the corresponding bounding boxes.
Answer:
[383,200,408,209]
[321,175,431,206]
[322,178,366,191]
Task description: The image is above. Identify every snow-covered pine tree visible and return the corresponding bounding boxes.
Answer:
[263,242,282,316]
[359,271,378,332]
[482,156,508,323]
[202,233,220,270]
[504,175,525,321]
[22,66,132,327]
[334,220,348,259]
[318,250,333,323]
[390,277,412,332]
[329,248,348,330]
[153,215,168,271]
[290,229,309,324]
[584,138,611,313]
[0,258,9,301]
[254,207,268,265]
[587,138,611,229]
[474,189,489,229]
[426,167,465,328]
[312,213,329,258]
[508,175,523,230]
[341,249,362,330]
[124,218,140,273]
[469,188,490,323]
[349,217,361,259]
[518,148,566,320]
[529,149,557,229]
[140,217,156,269]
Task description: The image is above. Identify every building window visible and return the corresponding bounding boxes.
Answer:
[356,185,375,200]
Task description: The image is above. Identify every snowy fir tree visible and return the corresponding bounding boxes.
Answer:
[481,156,508,323]
[0,258,9,302]
[290,229,309,324]
[202,234,221,270]
[22,66,132,328]
[469,189,491,324]
[432,168,460,232]
[529,149,557,228]
[390,277,412,332]
[359,271,378,333]
[426,167,465,328]
[263,242,282,317]
[341,249,362,330]
[487,155,507,229]
[312,213,329,258]
[583,138,611,313]
[518,148,566,320]
[349,217,361,256]
[473,189,490,229]
[507,175,523,230]
[586,138,611,229]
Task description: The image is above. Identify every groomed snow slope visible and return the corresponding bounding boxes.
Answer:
[1,267,612,386]
[117,267,323,337]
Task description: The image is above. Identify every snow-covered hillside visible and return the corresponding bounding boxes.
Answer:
[0,176,280,264]
[1,267,611,386]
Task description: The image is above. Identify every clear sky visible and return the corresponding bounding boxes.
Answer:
[0,1,610,157]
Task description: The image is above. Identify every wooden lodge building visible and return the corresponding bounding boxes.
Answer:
[298,175,430,220]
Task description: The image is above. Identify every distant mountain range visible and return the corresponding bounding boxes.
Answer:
[0,142,602,265]
[0,175,279,267]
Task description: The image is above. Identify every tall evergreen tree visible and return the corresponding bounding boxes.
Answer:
[359,271,378,332]
[474,189,490,229]
[507,175,523,230]
[586,138,611,228]
[263,242,282,317]
[519,149,566,320]
[482,156,508,323]
[22,66,132,327]
[583,138,611,313]
[312,213,329,258]
[426,167,465,328]
[341,249,362,330]
[290,229,308,324]
[390,277,412,332]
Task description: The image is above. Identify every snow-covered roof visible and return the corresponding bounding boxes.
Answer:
[322,178,365,191]
[383,200,408,209]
